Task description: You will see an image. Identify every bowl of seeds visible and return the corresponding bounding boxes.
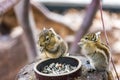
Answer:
[34,56,82,80]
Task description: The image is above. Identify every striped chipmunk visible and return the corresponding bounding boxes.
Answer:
[78,32,114,80]
[38,28,68,59]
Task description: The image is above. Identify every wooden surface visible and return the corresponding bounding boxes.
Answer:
[16,56,108,80]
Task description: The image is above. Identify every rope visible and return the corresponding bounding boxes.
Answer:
[99,1,119,80]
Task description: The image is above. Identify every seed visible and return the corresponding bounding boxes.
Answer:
[41,63,77,74]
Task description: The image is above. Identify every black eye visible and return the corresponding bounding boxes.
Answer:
[85,37,88,40]
[46,37,49,40]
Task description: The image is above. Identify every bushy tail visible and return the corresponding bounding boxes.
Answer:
[107,71,115,80]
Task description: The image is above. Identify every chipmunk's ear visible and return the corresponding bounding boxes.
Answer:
[49,28,57,35]
[43,27,46,30]
[49,28,54,31]
[95,31,101,36]
[95,31,101,39]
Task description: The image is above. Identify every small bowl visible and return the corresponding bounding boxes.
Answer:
[34,56,82,80]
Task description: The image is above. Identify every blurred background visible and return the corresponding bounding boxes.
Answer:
[0,0,120,80]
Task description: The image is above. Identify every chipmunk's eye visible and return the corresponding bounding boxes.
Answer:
[46,36,49,41]
[40,44,42,46]
[85,37,88,40]
[46,37,49,41]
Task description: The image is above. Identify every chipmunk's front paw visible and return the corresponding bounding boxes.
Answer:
[81,60,96,75]
[87,67,96,72]
[86,60,96,72]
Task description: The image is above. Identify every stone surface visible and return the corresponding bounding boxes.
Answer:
[16,56,108,80]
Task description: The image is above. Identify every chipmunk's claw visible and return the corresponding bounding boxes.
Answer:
[88,68,96,72]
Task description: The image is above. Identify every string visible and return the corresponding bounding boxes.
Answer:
[99,1,119,80]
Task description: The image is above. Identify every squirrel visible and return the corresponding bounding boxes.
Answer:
[78,32,114,80]
[38,28,68,59]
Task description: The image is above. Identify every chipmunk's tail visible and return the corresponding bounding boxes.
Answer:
[107,71,115,80]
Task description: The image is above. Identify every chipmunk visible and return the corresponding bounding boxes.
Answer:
[38,28,68,59]
[78,32,114,80]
